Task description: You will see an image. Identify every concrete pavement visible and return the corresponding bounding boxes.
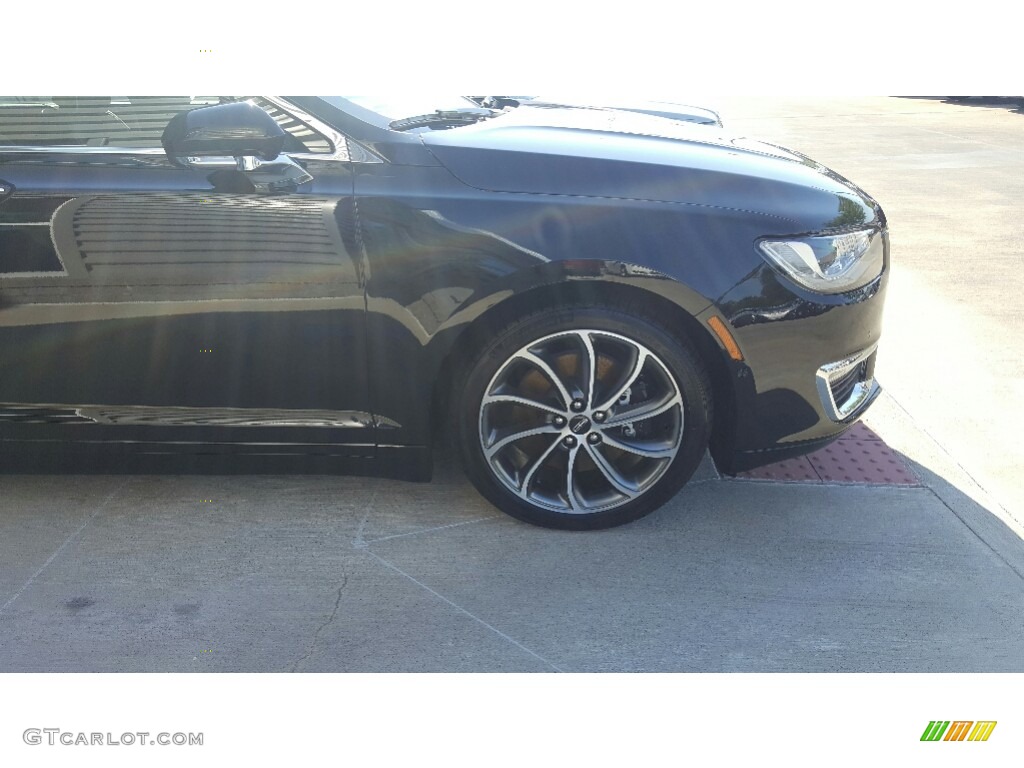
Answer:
[0,438,1021,672]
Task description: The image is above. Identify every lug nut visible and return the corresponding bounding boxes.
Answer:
[562,435,578,448]
[553,415,567,428]
[570,399,586,412]
[587,432,602,445]
[592,411,607,423]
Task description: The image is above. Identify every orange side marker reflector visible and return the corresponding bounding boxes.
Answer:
[707,316,743,361]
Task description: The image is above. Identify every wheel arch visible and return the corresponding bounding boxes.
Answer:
[428,272,738,467]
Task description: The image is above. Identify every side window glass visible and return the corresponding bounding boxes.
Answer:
[0,96,334,154]
[242,97,333,155]
[0,96,221,148]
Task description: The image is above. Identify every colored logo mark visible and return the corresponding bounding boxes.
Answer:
[920,721,997,742]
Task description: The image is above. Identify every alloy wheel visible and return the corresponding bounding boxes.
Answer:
[478,329,684,514]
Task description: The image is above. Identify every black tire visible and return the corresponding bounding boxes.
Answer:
[453,304,713,530]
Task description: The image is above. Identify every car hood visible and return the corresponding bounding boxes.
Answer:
[420,105,882,233]
[516,96,722,126]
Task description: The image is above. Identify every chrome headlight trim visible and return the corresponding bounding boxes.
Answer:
[758,228,884,294]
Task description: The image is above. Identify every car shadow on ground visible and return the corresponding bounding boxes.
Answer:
[729,421,1024,584]
[897,95,1024,116]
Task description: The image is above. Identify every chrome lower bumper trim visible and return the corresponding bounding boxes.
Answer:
[815,344,879,422]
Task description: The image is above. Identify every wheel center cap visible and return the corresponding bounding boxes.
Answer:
[569,415,592,434]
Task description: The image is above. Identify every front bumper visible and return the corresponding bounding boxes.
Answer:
[701,250,888,475]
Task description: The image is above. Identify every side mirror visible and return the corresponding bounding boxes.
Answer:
[162,101,286,166]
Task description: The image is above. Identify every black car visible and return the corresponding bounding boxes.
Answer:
[0,96,887,529]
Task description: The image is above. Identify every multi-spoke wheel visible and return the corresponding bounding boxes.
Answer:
[455,306,712,529]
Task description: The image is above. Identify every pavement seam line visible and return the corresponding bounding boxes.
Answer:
[364,549,564,672]
[359,515,500,546]
[349,494,559,670]
[288,575,348,673]
[924,485,1024,584]
[0,479,128,617]
[884,392,1018,524]
[351,490,376,550]
[910,125,1013,151]
[731,110,967,121]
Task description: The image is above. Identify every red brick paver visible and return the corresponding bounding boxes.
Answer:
[736,423,920,486]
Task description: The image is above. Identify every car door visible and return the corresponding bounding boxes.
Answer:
[0,96,375,465]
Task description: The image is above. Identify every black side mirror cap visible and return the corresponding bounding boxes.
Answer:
[162,101,286,164]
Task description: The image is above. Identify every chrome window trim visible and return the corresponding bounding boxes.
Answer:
[266,96,382,164]
[0,97,384,164]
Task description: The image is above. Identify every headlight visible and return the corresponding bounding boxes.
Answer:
[758,229,884,294]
